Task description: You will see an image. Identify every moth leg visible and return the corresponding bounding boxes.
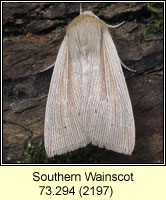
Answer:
[107,21,136,72]
[120,59,136,72]
[40,63,55,72]
[107,21,126,28]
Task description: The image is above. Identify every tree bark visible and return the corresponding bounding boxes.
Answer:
[3,2,163,163]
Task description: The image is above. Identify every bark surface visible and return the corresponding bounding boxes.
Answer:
[3,2,163,163]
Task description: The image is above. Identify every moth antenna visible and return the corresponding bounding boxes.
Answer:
[107,21,136,72]
[120,59,136,73]
[108,21,126,28]
[80,3,82,15]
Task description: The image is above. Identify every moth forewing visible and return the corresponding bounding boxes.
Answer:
[44,36,88,157]
[44,11,135,157]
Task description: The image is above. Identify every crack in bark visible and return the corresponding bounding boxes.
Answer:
[3,120,33,159]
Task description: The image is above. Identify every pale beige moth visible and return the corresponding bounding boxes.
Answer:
[44,11,135,157]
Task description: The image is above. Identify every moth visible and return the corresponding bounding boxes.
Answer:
[44,11,135,157]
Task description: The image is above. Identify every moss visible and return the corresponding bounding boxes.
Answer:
[147,3,163,13]
[25,141,47,163]
[144,3,163,38]
[17,141,114,164]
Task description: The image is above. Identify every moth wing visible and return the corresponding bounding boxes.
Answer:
[44,36,88,157]
[87,28,135,155]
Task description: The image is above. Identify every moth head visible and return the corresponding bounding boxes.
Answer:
[81,11,100,20]
[81,11,94,16]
